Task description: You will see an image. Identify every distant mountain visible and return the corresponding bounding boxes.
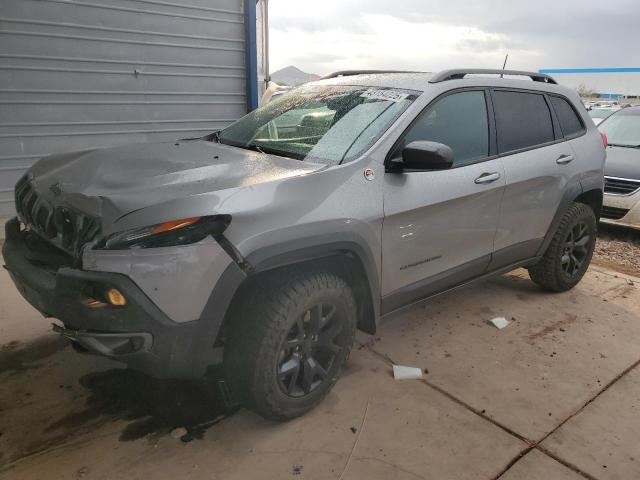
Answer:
[270,65,320,86]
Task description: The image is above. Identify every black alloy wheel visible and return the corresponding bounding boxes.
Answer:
[223,269,357,420]
[561,221,591,278]
[277,303,344,397]
[528,202,597,292]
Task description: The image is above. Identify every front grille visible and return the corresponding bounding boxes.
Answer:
[601,205,630,220]
[15,176,100,256]
[15,176,51,233]
[604,176,640,195]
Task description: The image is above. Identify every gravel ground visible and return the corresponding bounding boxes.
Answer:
[594,224,640,277]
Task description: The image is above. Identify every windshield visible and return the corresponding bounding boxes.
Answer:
[598,108,640,147]
[218,85,419,164]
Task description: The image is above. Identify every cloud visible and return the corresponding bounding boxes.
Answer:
[270,13,531,74]
[268,0,640,75]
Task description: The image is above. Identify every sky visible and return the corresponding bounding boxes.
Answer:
[268,0,640,76]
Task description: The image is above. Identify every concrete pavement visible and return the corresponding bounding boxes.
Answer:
[1,263,639,479]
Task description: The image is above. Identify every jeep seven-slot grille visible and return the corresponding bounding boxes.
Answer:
[604,176,640,195]
[601,206,630,220]
[14,177,100,256]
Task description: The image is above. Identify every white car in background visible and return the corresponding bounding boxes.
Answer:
[596,101,620,107]
[598,106,640,230]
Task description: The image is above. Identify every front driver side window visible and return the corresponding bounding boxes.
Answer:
[403,90,489,166]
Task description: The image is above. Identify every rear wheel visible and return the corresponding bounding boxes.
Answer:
[224,269,357,421]
[528,202,597,292]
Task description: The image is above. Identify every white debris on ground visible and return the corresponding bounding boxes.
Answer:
[490,317,510,330]
[393,365,423,380]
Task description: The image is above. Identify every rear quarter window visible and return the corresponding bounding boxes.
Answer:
[549,96,585,137]
[493,90,555,153]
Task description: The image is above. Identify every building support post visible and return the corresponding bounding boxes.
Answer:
[244,0,259,112]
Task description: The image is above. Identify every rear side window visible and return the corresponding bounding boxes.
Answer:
[403,90,489,166]
[493,91,554,153]
[549,96,585,137]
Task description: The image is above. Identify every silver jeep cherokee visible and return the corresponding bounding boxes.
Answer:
[3,69,605,420]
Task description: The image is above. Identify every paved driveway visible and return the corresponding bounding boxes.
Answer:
[1,264,639,479]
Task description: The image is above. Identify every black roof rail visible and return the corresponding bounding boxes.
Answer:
[429,69,557,84]
[320,70,420,80]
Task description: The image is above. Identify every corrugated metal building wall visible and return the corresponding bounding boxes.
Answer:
[0,0,254,217]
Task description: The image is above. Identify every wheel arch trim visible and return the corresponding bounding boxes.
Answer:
[197,232,381,357]
[245,233,381,329]
[537,179,602,257]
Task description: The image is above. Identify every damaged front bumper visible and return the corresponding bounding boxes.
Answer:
[52,324,153,356]
[2,218,245,379]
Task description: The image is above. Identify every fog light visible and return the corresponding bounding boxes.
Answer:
[106,288,127,306]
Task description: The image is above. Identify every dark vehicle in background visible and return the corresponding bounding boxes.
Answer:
[598,107,640,229]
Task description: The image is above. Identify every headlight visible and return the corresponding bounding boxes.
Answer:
[98,215,230,250]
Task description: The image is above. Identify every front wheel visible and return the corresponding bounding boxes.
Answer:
[528,202,597,292]
[224,269,357,421]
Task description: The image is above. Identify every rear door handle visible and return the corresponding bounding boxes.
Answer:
[474,172,501,184]
[556,154,574,165]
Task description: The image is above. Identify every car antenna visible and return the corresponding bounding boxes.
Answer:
[500,53,509,78]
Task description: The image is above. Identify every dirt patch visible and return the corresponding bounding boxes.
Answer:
[526,312,578,343]
[0,337,68,376]
[594,225,640,277]
[44,368,237,444]
[1,358,238,466]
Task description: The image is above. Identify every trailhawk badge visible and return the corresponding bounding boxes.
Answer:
[364,168,375,181]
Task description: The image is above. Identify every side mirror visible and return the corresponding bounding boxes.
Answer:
[400,141,454,171]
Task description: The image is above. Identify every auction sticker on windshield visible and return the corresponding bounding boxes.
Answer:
[361,89,409,102]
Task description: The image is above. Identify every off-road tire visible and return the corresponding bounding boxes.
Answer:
[224,269,357,421]
[528,202,597,292]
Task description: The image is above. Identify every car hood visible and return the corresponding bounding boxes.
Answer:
[604,145,640,179]
[26,139,325,221]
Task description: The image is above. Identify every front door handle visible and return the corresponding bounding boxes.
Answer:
[474,172,501,184]
[556,154,574,165]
